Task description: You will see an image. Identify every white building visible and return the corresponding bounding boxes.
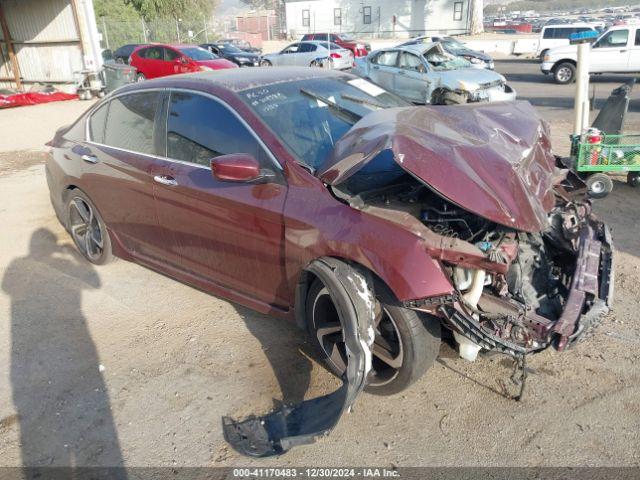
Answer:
[284,0,472,39]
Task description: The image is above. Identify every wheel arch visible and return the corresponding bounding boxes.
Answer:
[293,255,450,330]
[553,58,577,70]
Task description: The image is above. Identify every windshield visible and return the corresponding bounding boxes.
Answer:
[338,33,355,41]
[440,38,468,54]
[424,47,471,70]
[239,76,409,171]
[180,47,216,61]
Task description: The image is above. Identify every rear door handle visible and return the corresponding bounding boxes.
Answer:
[372,65,379,70]
[153,175,178,186]
[398,70,406,75]
[81,154,99,164]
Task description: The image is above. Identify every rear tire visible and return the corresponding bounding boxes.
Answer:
[627,172,640,187]
[306,277,441,396]
[554,62,575,84]
[586,173,613,198]
[260,59,272,67]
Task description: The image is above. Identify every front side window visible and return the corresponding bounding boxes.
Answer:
[334,8,342,26]
[164,48,181,61]
[453,2,463,21]
[363,6,372,24]
[104,92,160,155]
[179,47,216,60]
[302,9,310,27]
[594,29,629,48]
[398,52,425,72]
[166,91,266,167]
[635,28,640,46]
[283,43,300,54]
[89,103,109,143]
[299,43,317,53]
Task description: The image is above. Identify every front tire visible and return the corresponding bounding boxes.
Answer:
[260,59,272,67]
[306,278,441,396]
[136,72,146,82]
[66,190,114,265]
[627,172,640,187]
[586,173,613,198]
[554,62,575,84]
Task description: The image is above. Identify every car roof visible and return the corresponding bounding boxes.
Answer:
[542,23,597,28]
[305,40,345,47]
[117,66,353,95]
[384,43,436,54]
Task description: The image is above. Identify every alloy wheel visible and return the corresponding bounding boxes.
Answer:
[311,288,403,386]
[68,196,104,262]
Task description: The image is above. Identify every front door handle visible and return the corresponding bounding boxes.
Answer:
[81,154,99,164]
[153,175,178,186]
[372,65,379,70]
[398,70,406,75]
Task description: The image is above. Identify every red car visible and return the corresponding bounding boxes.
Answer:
[46,68,612,457]
[301,33,371,57]
[130,44,237,81]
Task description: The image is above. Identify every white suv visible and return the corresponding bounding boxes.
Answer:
[536,23,599,61]
[541,25,640,84]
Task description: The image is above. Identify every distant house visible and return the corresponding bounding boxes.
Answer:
[284,0,472,39]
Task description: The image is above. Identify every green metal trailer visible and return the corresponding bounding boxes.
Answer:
[574,133,640,198]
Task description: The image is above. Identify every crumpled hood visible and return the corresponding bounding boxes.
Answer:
[438,67,505,89]
[318,101,561,232]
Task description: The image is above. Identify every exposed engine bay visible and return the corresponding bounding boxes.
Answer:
[349,174,613,360]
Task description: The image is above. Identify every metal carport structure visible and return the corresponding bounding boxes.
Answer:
[0,0,102,91]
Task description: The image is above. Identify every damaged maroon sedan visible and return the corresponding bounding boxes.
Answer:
[46,68,613,457]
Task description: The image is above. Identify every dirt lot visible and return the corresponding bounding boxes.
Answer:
[0,60,639,468]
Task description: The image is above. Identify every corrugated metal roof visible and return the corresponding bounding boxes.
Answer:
[3,0,79,42]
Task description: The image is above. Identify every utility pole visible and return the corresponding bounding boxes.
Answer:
[101,16,110,49]
[141,18,148,42]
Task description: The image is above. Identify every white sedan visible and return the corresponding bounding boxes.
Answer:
[260,41,353,70]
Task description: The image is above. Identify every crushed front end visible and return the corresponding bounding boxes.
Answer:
[436,198,614,359]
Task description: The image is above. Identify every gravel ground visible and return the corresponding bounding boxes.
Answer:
[0,59,638,468]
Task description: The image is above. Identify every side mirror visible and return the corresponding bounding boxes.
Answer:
[211,153,269,183]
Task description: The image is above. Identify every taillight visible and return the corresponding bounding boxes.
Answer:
[330,52,341,59]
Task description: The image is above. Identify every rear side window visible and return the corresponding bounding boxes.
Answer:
[635,28,640,46]
[104,92,160,155]
[89,103,109,143]
[299,43,316,53]
[140,46,162,60]
[398,52,424,72]
[166,91,267,166]
[373,51,399,66]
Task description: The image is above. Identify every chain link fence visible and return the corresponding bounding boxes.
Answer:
[97,17,221,51]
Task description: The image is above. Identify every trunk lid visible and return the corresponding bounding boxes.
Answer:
[318,101,560,232]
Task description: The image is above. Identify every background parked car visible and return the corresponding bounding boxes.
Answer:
[541,25,640,84]
[130,44,237,81]
[219,38,262,54]
[113,43,144,64]
[536,23,599,60]
[354,43,515,105]
[400,36,494,69]
[260,41,353,70]
[200,42,260,67]
[301,33,371,57]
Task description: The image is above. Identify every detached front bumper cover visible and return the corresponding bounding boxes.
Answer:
[222,258,376,457]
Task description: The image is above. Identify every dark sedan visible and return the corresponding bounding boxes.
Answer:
[112,43,144,64]
[46,68,612,457]
[200,42,260,67]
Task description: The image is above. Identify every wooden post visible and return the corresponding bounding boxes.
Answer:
[0,1,22,90]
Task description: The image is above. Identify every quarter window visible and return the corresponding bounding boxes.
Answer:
[334,8,342,26]
[166,91,267,167]
[302,9,310,27]
[104,92,160,155]
[453,2,463,21]
[140,46,162,59]
[89,103,109,143]
[363,6,372,25]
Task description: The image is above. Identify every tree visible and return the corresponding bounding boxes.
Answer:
[125,0,217,20]
[469,0,484,35]
[239,0,281,10]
